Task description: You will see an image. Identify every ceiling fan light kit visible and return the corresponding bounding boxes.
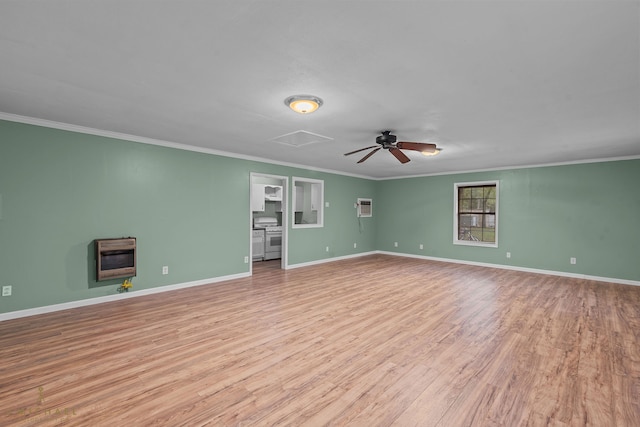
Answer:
[422,148,442,156]
[344,130,439,164]
[284,95,323,114]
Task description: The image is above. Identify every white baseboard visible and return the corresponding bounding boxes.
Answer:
[0,272,250,322]
[286,251,378,270]
[377,251,640,287]
[3,251,637,322]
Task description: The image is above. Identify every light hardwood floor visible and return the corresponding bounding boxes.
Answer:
[1,255,639,426]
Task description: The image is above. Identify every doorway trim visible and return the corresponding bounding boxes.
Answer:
[249,172,289,274]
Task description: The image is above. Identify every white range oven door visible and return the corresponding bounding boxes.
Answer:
[264,231,282,260]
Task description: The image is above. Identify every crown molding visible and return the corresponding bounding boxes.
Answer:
[2,111,638,182]
[0,112,372,180]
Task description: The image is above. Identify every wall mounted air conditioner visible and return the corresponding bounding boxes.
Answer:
[357,198,372,217]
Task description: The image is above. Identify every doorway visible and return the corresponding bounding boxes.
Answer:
[250,173,288,272]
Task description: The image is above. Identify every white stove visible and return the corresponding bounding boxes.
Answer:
[258,225,282,232]
[253,217,280,230]
[253,217,282,260]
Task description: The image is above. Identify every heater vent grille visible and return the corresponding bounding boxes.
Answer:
[95,237,136,281]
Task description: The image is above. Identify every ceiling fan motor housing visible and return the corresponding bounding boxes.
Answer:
[376,131,397,147]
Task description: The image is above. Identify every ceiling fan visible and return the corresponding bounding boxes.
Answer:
[344,130,438,164]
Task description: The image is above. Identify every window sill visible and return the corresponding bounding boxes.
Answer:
[453,240,498,248]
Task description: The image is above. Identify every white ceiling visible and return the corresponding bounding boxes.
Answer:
[1,1,639,179]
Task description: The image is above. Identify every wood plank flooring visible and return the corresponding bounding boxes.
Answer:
[0,255,639,426]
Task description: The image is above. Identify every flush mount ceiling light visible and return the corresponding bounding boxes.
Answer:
[284,95,323,114]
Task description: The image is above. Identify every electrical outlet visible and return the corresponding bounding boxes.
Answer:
[325,201,330,207]
[506,252,511,259]
[326,246,329,252]
[2,285,11,297]
[244,256,249,263]
[162,266,169,275]
[419,244,424,250]
[570,257,577,265]
[394,242,398,247]
[353,243,357,249]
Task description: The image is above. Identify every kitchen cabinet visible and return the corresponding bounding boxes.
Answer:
[311,184,320,211]
[252,229,265,261]
[252,184,284,212]
[294,186,304,212]
[294,183,320,212]
[251,184,265,212]
[264,185,282,201]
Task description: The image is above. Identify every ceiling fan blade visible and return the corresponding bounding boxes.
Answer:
[344,145,378,156]
[389,147,411,164]
[396,141,437,154]
[357,147,381,163]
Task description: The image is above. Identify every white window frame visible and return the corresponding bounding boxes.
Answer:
[453,180,499,248]
[292,177,324,229]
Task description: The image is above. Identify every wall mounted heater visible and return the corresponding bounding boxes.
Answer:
[95,237,137,281]
[357,198,372,217]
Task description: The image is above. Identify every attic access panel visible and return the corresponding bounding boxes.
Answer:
[270,130,333,147]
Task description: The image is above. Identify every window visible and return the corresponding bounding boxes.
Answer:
[454,181,498,247]
[292,177,324,228]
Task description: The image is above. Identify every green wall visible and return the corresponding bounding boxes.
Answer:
[0,120,376,313]
[1,119,638,315]
[376,161,640,281]
[287,172,377,265]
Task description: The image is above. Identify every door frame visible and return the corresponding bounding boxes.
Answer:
[249,172,288,273]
